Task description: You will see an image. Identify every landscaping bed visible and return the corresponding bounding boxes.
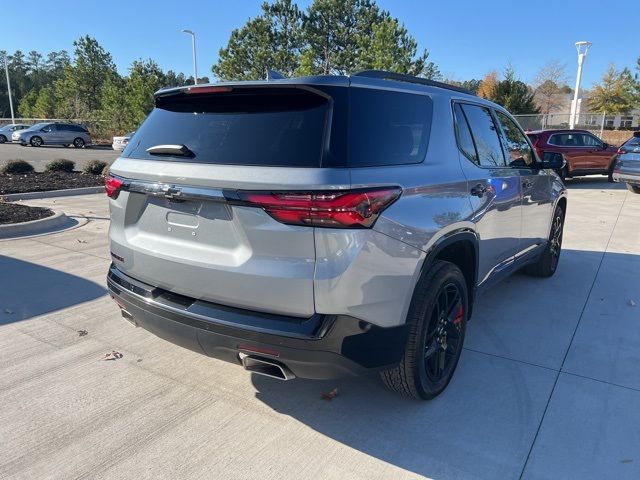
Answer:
[0,202,54,225]
[0,171,104,195]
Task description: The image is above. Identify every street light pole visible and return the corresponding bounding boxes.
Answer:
[3,53,15,125]
[182,29,198,85]
[569,41,592,130]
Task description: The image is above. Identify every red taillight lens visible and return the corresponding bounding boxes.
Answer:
[105,175,124,198]
[617,148,625,155]
[236,187,401,228]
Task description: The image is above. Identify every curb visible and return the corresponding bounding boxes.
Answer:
[0,211,69,239]
[2,186,104,201]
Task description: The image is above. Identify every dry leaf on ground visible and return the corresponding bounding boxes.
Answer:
[321,387,338,401]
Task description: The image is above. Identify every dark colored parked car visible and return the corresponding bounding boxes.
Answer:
[106,71,567,400]
[526,129,618,181]
[612,132,640,194]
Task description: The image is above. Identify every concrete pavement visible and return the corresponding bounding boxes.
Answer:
[0,179,638,479]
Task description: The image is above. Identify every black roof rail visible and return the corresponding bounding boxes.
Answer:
[352,70,475,96]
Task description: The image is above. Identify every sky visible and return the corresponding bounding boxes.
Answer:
[0,0,636,88]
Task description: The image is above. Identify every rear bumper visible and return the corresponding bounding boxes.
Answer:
[107,264,408,379]
[613,170,640,186]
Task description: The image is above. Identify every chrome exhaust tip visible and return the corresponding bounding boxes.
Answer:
[240,354,295,381]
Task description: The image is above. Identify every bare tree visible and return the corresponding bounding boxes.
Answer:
[533,60,570,114]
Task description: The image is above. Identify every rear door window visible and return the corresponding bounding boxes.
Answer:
[124,88,329,167]
[453,103,478,163]
[549,133,583,147]
[347,88,432,167]
[495,111,536,167]
[460,104,506,167]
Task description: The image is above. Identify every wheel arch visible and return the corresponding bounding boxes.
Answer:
[416,229,479,320]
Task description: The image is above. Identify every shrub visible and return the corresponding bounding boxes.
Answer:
[83,160,108,175]
[0,159,34,175]
[45,159,75,173]
[101,163,111,177]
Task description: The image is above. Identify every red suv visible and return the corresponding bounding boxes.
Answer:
[526,129,618,181]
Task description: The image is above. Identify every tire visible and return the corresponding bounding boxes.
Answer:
[0,135,6,144]
[525,205,565,278]
[627,184,640,194]
[30,136,43,147]
[73,138,85,148]
[381,260,468,400]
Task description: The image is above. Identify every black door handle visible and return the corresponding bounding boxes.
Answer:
[470,183,487,197]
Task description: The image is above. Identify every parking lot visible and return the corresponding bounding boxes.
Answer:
[0,143,119,171]
[0,179,638,479]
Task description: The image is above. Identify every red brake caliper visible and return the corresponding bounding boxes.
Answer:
[453,304,464,326]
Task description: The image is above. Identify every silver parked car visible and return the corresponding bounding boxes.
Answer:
[15,122,91,147]
[106,71,567,399]
[612,132,640,194]
[0,123,30,143]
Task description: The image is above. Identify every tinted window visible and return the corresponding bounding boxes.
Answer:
[581,133,602,147]
[453,103,478,163]
[623,136,640,147]
[495,111,535,167]
[125,88,328,167]
[348,88,432,166]
[550,133,583,147]
[461,104,505,167]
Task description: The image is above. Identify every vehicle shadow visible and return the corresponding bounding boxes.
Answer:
[564,177,626,190]
[0,255,106,325]
[249,248,639,478]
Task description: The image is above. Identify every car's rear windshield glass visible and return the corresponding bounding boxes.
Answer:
[347,87,432,167]
[122,88,328,167]
[624,136,640,147]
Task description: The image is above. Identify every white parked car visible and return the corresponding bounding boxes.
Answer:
[112,132,135,151]
[0,123,30,143]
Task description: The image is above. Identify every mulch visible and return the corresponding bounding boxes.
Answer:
[0,171,104,195]
[0,202,54,225]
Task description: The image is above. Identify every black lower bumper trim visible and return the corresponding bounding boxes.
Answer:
[107,264,408,379]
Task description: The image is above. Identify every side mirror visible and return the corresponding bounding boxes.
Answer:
[542,152,567,171]
[602,142,609,150]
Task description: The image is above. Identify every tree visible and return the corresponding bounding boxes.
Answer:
[72,35,117,112]
[354,14,439,77]
[477,71,499,100]
[493,68,539,114]
[533,60,570,114]
[33,86,56,118]
[588,64,635,114]
[125,59,165,129]
[212,0,438,79]
[461,79,482,94]
[213,0,304,80]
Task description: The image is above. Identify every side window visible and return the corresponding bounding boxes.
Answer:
[495,111,536,167]
[453,103,478,163]
[460,104,506,167]
[550,133,582,147]
[581,134,602,147]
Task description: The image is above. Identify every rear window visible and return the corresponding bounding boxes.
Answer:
[123,88,328,167]
[124,85,433,168]
[623,135,640,147]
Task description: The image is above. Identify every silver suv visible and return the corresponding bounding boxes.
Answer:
[15,122,91,147]
[106,71,567,399]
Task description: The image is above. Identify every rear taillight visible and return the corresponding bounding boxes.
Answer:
[617,148,625,155]
[105,174,124,198]
[234,187,401,228]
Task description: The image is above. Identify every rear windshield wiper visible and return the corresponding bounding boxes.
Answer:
[146,144,194,157]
